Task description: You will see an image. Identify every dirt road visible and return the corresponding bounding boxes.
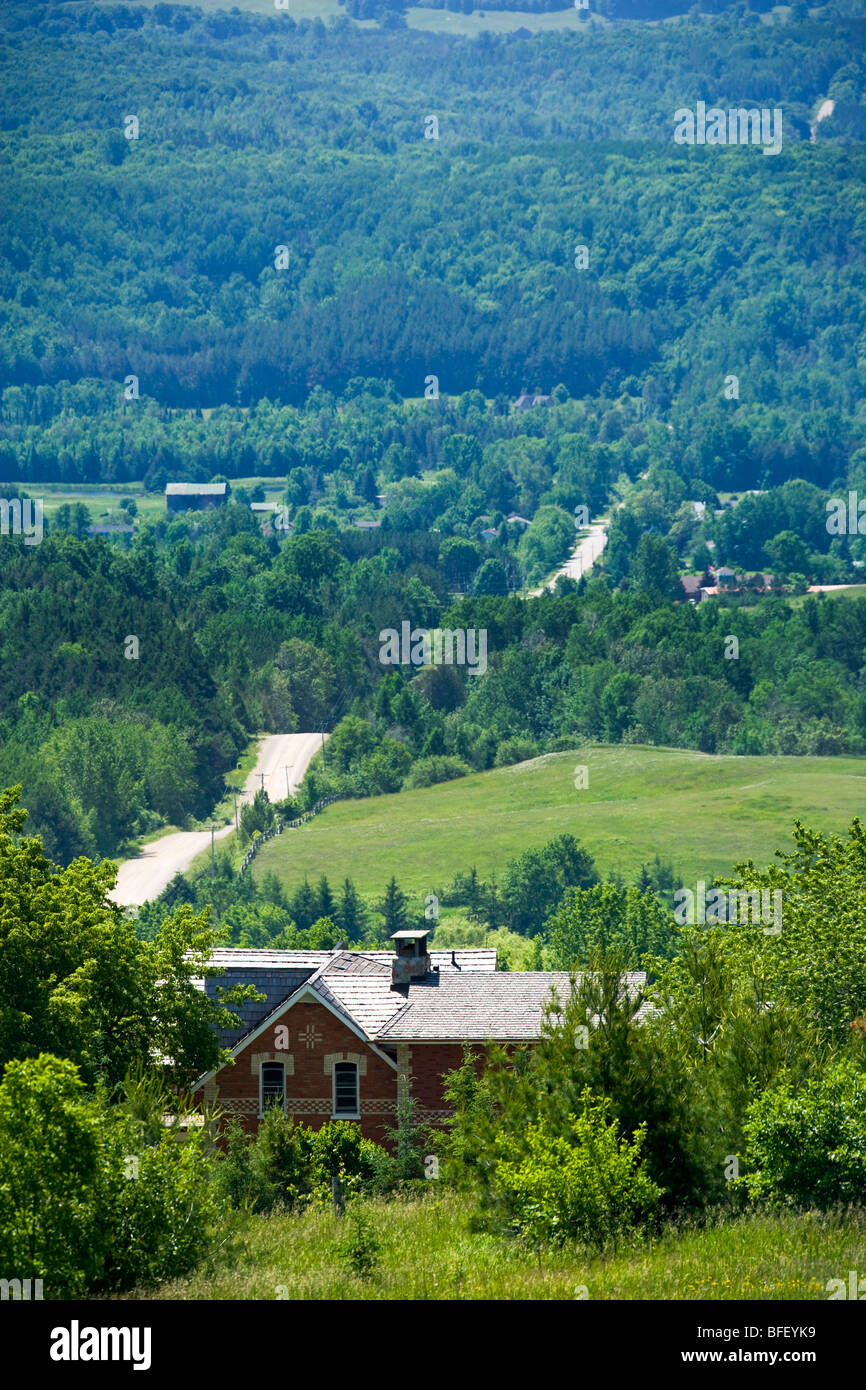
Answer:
[110,732,327,908]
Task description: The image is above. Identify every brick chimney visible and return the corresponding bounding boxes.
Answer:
[390,929,431,986]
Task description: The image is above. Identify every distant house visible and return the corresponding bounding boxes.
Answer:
[506,512,531,527]
[480,527,497,542]
[680,575,704,602]
[353,518,381,529]
[375,494,389,509]
[250,503,292,537]
[86,524,135,536]
[514,393,551,411]
[715,566,737,587]
[191,933,648,1147]
[165,482,227,513]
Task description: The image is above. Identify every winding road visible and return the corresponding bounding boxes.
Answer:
[110,732,327,908]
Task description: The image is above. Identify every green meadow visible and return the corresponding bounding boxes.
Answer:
[10,478,287,529]
[130,1192,866,1302]
[253,744,866,898]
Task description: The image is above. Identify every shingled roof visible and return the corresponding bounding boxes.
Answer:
[199,947,496,973]
[193,948,647,1053]
[316,953,405,1037]
[192,947,498,1049]
[376,971,569,1041]
[376,971,648,1042]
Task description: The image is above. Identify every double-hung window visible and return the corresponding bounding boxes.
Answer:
[332,1062,359,1119]
[260,1062,285,1115]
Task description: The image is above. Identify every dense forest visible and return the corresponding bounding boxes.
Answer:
[1,3,865,419]
[2,0,866,862]
[5,505,866,863]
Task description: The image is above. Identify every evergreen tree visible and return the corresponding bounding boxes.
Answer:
[336,878,367,941]
[379,875,410,936]
[315,873,335,921]
[360,466,378,504]
[420,726,446,758]
[290,878,317,932]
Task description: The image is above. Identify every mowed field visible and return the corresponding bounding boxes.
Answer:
[6,478,287,528]
[253,744,866,899]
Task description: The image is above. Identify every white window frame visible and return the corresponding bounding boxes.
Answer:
[259,1060,286,1117]
[331,1061,360,1120]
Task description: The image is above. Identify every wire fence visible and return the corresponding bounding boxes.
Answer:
[239,795,342,875]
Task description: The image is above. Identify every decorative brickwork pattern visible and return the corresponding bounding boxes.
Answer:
[285,1098,331,1116]
[250,1051,294,1076]
[360,1099,399,1116]
[323,1051,367,1076]
[220,1098,259,1116]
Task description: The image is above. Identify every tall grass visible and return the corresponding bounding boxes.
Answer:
[124,1193,866,1301]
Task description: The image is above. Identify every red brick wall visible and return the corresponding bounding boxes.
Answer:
[400,1043,467,1119]
[195,1001,399,1147]
[195,1005,501,1153]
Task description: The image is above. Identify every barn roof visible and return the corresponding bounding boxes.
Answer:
[165,482,227,496]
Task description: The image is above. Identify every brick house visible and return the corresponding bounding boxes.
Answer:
[192,933,644,1147]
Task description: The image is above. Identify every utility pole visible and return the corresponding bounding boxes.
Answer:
[231,789,238,831]
[320,726,326,772]
[259,771,266,795]
[211,823,215,877]
[284,765,291,800]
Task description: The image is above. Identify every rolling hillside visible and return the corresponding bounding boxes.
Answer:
[252,744,866,899]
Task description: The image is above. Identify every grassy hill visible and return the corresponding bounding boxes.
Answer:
[253,745,866,899]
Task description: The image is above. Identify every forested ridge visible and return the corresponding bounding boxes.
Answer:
[2,1,866,863]
[1,3,865,418]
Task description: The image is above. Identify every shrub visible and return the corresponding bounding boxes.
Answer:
[741,1062,866,1208]
[339,1208,381,1279]
[491,1090,662,1249]
[0,1055,103,1295]
[246,1105,316,1211]
[0,1055,227,1295]
[99,1115,226,1291]
[494,737,539,767]
[219,1111,393,1210]
[402,755,470,789]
